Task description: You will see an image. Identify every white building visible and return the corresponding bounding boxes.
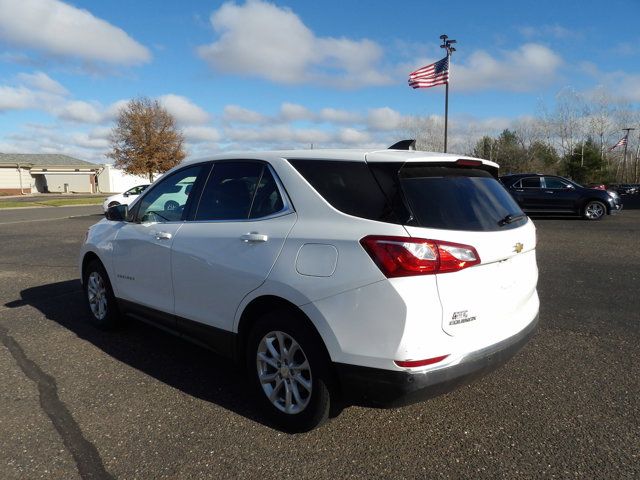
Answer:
[0,153,161,195]
[0,153,100,194]
[96,164,160,194]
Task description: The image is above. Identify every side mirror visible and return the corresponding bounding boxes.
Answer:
[105,204,129,221]
[123,192,130,197]
[566,184,575,190]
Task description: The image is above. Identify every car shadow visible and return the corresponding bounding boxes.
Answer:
[4,280,295,431]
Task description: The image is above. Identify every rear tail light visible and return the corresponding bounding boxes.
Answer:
[360,235,480,278]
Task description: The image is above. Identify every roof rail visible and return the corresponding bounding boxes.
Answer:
[388,139,416,150]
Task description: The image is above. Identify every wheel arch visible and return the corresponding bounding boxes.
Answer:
[81,251,103,281]
[236,295,334,366]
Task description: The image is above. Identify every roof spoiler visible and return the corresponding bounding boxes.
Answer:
[388,139,416,150]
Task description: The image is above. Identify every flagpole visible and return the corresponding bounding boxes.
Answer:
[440,35,456,153]
[622,127,635,182]
[444,73,449,153]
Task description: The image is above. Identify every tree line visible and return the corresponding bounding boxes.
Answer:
[403,87,640,184]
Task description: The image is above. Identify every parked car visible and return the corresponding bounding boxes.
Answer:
[80,149,539,431]
[102,184,150,212]
[608,184,639,196]
[500,174,623,220]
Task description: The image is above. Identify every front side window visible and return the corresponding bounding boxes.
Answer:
[126,185,147,195]
[135,165,203,223]
[520,177,542,189]
[544,177,571,189]
[194,162,285,221]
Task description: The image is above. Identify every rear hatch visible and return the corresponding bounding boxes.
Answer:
[370,160,538,337]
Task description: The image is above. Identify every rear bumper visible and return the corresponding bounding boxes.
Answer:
[335,314,538,408]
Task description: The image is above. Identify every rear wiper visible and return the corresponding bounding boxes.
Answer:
[498,213,526,226]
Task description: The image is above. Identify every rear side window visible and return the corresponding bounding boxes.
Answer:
[288,160,398,223]
[399,165,526,231]
[195,162,285,221]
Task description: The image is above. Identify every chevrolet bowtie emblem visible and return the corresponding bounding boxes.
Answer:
[514,242,524,253]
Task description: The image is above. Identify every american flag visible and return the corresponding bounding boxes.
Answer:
[408,55,449,89]
[609,134,628,151]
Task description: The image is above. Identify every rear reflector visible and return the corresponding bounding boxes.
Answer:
[360,235,480,278]
[395,355,449,368]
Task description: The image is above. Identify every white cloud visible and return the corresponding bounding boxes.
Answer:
[452,43,563,92]
[16,71,68,95]
[519,24,581,41]
[197,0,391,88]
[367,107,403,131]
[0,0,150,65]
[338,128,371,145]
[0,83,65,112]
[158,94,210,125]
[279,103,313,122]
[319,108,360,124]
[0,86,40,111]
[223,105,267,124]
[183,126,221,143]
[55,100,103,123]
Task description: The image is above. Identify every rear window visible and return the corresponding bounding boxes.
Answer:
[399,165,526,231]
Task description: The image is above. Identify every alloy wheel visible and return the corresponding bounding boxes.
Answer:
[87,271,108,321]
[256,330,312,414]
[585,202,605,220]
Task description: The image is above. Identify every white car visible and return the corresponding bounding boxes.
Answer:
[80,147,539,431]
[102,184,150,212]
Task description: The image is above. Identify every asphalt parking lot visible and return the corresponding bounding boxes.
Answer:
[0,204,638,479]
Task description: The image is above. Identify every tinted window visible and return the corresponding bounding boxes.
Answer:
[544,177,570,189]
[521,177,542,188]
[249,167,285,219]
[398,166,526,231]
[136,165,203,223]
[289,160,396,222]
[195,162,263,221]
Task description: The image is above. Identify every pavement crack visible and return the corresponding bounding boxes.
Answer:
[0,324,114,480]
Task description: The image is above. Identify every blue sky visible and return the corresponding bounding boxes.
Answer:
[0,0,638,162]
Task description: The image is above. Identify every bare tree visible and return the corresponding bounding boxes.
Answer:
[398,115,444,152]
[554,88,586,158]
[107,97,186,182]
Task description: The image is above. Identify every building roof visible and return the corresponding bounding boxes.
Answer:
[0,153,96,167]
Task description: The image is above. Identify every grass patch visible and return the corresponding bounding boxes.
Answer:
[0,197,105,209]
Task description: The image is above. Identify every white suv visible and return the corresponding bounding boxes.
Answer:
[80,148,539,431]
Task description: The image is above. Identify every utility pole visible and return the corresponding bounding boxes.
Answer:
[440,34,456,153]
[621,127,635,182]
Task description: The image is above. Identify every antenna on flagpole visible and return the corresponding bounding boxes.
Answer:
[440,35,456,153]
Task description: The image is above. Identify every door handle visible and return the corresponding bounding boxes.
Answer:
[155,231,173,240]
[544,190,554,194]
[241,232,268,243]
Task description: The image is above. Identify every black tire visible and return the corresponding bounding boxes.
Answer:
[583,200,606,220]
[246,311,333,432]
[82,259,121,329]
